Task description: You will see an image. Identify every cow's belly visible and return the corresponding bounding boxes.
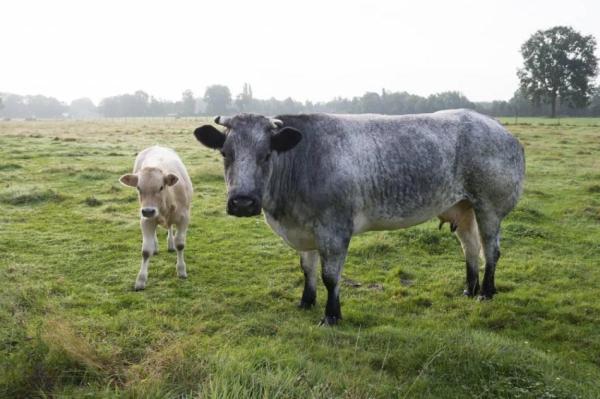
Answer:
[352,199,462,235]
[264,212,317,251]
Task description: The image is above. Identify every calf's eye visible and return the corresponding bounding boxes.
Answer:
[159,186,164,192]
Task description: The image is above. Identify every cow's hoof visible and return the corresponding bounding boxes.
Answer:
[463,289,480,298]
[134,283,146,291]
[476,294,493,301]
[178,273,187,279]
[319,316,341,326]
[298,300,315,309]
[168,248,176,253]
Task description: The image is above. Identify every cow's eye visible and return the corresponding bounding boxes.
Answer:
[159,186,164,192]
[220,150,227,158]
[136,187,140,192]
[262,153,271,163]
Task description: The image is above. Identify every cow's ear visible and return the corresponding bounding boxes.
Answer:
[164,173,179,187]
[119,174,138,187]
[194,125,226,149]
[271,127,302,153]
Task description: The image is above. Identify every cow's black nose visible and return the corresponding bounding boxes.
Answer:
[141,208,156,218]
[228,196,261,216]
[232,196,255,209]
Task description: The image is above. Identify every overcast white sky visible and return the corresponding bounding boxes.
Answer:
[1,0,599,104]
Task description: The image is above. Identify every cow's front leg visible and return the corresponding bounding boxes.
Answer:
[174,218,189,279]
[317,228,351,326]
[298,250,318,309]
[136,218,157,290]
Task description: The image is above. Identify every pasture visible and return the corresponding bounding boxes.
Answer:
[1,117,600,398]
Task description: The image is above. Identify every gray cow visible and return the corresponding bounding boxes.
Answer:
[193,109,525,325]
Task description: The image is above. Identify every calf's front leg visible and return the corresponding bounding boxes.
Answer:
[135,218,157,290]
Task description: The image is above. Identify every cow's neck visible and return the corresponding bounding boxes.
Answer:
[262,153,296,220]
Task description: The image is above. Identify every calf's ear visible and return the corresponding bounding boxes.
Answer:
[271,127,302,153]
[164,173,179,187]
[194,125,226,149]
[119,174,138,187]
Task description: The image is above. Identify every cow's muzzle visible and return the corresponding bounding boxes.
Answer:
[227,195,261,217]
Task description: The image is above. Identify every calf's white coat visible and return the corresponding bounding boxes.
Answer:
[120,146,193,290]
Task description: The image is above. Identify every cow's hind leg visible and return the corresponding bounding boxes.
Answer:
[167,226,176,252]
[473,207,502,300]
[136,218,157,290]
[174,219,188,279]
[455,208,481,297]
[439,200,481,296]
[299,250,318,309]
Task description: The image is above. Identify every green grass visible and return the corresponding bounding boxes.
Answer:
[1,118,600,398]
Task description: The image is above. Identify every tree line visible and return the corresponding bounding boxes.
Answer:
[2,85,599,119]
[1,26,597,119]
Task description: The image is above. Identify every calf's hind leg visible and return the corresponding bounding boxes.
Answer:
[174,219,189,279]
[167,226,176,252]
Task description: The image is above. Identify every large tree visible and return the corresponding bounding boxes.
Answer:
[518,26,598,117]
[204,85,232,116]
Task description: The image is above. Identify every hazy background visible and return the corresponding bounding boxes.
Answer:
[2,0,599,104]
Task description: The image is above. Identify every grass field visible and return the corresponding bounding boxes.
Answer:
[1,117,600,398]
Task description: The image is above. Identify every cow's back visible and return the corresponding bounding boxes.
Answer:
[268,110,523,232]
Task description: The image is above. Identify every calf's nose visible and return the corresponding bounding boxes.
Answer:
[141,208,156,218]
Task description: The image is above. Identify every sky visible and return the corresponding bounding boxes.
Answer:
[1,0,599,104]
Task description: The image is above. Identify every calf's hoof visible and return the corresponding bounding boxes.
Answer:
[319,315,341,326]
[476,294,493,301]
[134,282,146,291]
[177,267,187,279]
[298,299,315,309]
[168,248,176,253]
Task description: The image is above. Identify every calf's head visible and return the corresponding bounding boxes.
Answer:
[194,114,301,217]
[119,167,179,219]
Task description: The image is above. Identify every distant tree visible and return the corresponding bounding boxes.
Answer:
[181,90,195,116]
[518,26,598,117]
[69,97,96,118]
[99,90,152,117]
[235,83,254,112]
[204,85,232,115]
[361,92,382,113]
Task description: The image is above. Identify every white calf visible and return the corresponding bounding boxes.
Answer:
[120,146,193,290]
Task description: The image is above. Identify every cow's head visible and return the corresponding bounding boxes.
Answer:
[193,114,302,217]
[119,167,180,219]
